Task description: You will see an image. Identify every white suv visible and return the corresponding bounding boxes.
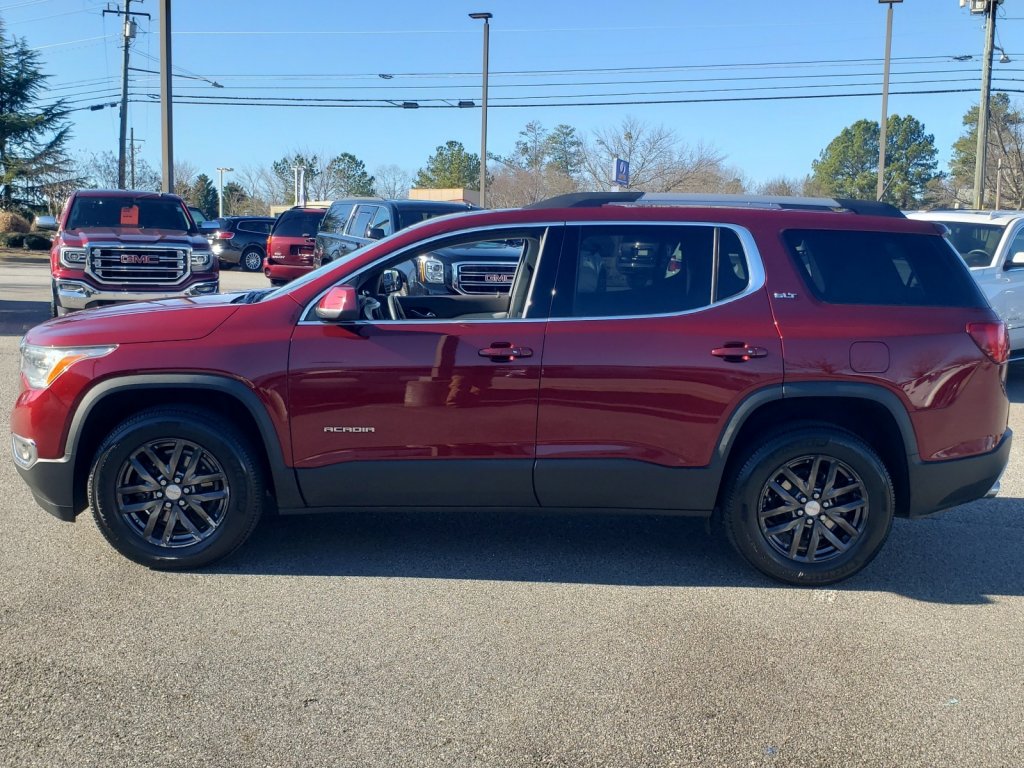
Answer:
[908,210,1024,356]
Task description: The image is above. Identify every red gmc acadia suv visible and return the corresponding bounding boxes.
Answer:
[10,192,1012,584]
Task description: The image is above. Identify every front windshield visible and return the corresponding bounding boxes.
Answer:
[67,196,193,232]
[937,221,1006,267]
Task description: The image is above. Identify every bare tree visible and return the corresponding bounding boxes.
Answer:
[173,160,198,199]
[756,176,805,196]
[488,165,577,208]
[373,164,412,199]
[578,116,731,192]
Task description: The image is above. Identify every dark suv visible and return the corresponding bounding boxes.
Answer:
[262,207,327,285]
[205,216,275,272]
[310,198,514,295]
[11,192,1011,585]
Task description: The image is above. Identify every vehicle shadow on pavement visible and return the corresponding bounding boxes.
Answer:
[212,500,1024,603]
[0,300,49,336]
[1007,361,1024,403]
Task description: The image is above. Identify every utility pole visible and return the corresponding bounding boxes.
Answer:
[130,127,137,189]
[159,0,173,193]
[971,0,1001,209]
[298,166,307,206]
[103,1,149,189]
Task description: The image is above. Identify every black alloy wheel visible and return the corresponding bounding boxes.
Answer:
[722,426,894,585]
[89,407,265,569]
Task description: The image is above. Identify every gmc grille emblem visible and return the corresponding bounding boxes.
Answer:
[120,254,154,264]
[485,274,512,283]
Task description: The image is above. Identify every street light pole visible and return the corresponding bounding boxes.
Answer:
[973,0,1000,209]
[877,0,902,201]
[469,12,492,208]
[158,0,174,193]
[216,166,233,218]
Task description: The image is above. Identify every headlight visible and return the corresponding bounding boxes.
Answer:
[59,247,87,268]
[190,249,212,268]
[417,256,445,284]
[19,343,117,390]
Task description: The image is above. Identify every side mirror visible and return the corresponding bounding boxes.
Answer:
[35,215,57,231]
[368,227,386,240]
[380,268,405,294]
[315,285,359,321]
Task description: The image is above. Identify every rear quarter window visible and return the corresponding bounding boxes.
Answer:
[783,229,986,308]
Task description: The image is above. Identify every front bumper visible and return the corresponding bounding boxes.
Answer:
[906,429,1012,517]
[55,278,219,311]
[12,447,78,521]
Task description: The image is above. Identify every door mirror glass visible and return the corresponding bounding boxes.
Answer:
[35,215,57,231]
[368,227,387,241]
[315,285,359,321]
[1010,251,1024,267]
[380,268,405,294]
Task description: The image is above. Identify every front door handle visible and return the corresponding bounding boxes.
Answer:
[479,343,533,361]
[711,344,768,362]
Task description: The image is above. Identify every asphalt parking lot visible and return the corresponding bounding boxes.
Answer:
[1,257,1023,767]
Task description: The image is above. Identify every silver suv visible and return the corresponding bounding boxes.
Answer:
[908,209,1024,357]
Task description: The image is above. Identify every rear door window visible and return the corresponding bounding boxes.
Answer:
[783,229,986,308]
[553,224,750,318]
[322,202,355,234]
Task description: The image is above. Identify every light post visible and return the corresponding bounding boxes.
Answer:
[216,166,233,217]
[469,12,491,207]
[877,0,902,201]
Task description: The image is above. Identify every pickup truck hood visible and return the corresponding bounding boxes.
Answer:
[25,293,241,347]
[61,229,206,247]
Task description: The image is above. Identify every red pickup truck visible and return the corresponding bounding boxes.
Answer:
[37,189,218,317]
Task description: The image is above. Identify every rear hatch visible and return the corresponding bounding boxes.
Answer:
[268,209,325,266]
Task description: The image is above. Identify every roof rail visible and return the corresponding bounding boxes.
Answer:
[525,192,904,217]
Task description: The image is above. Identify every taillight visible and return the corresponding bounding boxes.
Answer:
[967,321,1009,364]
[214,231,234,240]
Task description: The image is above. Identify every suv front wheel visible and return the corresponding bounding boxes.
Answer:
[722,426,894,585]
[88,407,265,569]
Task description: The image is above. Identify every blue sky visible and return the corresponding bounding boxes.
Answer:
[4,0,1023,189]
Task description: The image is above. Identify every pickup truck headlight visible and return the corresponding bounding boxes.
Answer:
[190,250,213,269]
[417,256,445,284]
[19,343,117,390]
[59,247,88,268]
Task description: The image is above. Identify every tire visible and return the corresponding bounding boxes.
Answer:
[721,426,894,585]
[88,407,265,569]
[241,247,264,272]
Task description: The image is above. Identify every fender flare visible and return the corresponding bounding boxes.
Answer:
[67,373,304,509]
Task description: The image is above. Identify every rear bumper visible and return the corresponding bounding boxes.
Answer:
[55,278,219,310]
[906,429,1012,517]
[264,262,311,282]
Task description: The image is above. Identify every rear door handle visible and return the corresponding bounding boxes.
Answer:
[479,343,533,361]
[711,344,768,362]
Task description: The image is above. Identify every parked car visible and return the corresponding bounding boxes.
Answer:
[204,216,276,272]
[262,207,327,285]
[12,192,1010,585]
[36,189,218,317]
[907,209,1024,357]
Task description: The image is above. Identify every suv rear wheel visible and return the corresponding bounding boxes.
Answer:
[88,407,265,569]
[241,247,265,272]
[722,426,894,585]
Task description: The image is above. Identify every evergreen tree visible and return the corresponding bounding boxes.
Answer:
[0,19,74,211]
[415,141,480,189]
[188,174,218,218]
[810,115,938,208]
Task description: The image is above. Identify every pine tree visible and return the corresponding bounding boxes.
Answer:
[0,19,74,211]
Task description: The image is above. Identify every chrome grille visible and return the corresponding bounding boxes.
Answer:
[88,246,189,285]
[454,262,517,294]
